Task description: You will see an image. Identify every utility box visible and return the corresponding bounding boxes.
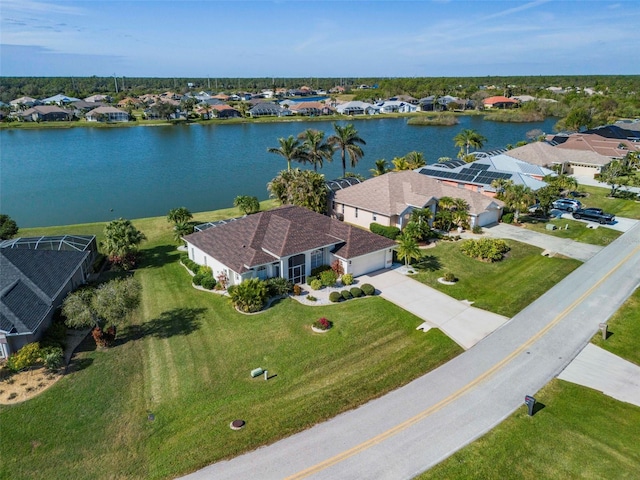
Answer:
[546,224,556,231]
[525,395,536,416]
[251,368,264,378]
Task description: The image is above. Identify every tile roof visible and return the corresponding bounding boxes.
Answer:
[483,96,518,105]
[183,205,395,273]
[506,142,612,167]
[334,171,503,217]
[553,133,640,158]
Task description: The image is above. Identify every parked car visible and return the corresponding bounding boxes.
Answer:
[552,198,582,212]
[572,208,615,225]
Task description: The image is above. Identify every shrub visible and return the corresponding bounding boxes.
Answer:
[216,272,229,289]
[265,277,293,296]
[228,278,268,313]
[350,287,363,298]
[329,291,342,303]
[40,317,67,350]
[41,347,64,371]
[310,279,323,290]
[293,284,303,296]
[370,222,400,240]
[341,273,354,286]
[320,269,338,287]
[331,259,344,277]
[341,290,353,300]
[444,272,457,282]
[6,343,41,372]
[460,238,510,262]
[502,213,514,224]
[199,265,213,276]
[472,225,483,234]
[312,317,333,330]
[310,264,332,278]
[192,273,205,286]
[201,276,216,290]
[183,259,199,274]
[361,283,376,296]
[306,295,317,302]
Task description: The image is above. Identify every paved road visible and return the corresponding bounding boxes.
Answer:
[181,223,640,480]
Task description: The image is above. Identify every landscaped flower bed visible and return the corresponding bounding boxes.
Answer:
[311,317,333,333]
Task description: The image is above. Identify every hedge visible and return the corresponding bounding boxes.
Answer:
[361,283,375,296]
[370,222,401,240]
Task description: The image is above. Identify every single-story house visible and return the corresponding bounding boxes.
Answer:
[249,103,289,117]
[549,133,640,159]
[41,94,81,105]
[0,236,97,358]
[375,101,418,114]
[18,105,72,122]
[331,171,504,230]
[84,94,112,103]
[288,102,334,116]
[483,96,518,109]
[183,205,396,286]
[335,101,374,116]
[86,106,130,122]
[9,96,40,109]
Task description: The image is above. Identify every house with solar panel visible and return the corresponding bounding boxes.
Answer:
[0,236,97,359]
[418,155,552,197]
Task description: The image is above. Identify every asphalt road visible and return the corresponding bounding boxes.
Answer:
[181,223,640,480]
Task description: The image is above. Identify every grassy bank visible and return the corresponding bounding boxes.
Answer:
[0,204,462,480]
[577,185,640,219]
[410,240,581,317]
[519,217,621,246]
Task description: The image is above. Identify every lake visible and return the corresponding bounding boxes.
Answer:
[0,116,557,227]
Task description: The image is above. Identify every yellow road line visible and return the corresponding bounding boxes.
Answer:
[287,245,640,479]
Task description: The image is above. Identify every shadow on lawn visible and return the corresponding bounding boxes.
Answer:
[140,244,180,269]
[123,307,206,342]
[414,255,443,271]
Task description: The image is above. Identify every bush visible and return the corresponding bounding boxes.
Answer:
[361,283,376,296]
[312,317,333,330]
[444,272,457,282]
[329,291,342,303]
[199,265,213,276]
[350,287,363,298]
[293,284,303,296]
[183,258,199,274]
[331,259,344,277]
[40,316,67,350]
[460,238,510,262]
[472,225,483,234]
[201,276,216,290]
[502,213,514,224]
[370,222,401,240]
[341,273,354,286]
[310,264,331,278]
[228,278,268,313]
[306,295,317,302]
[41,347,64,371]
[265,277,293,296]
[320,269,338,287]
[192,273,205,286]
[341,290,353,300]
[6,343,41,372]
[310,279,323,290]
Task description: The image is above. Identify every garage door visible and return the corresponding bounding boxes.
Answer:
[350,251,388,277]
[476,210,501,227]
[570,165,598,177]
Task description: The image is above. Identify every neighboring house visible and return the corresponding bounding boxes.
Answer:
[9,96,40,109]
[375,101,418,114]
[86,106,130,122]
[0,235,97,358]
[208,104,242,119]
[505,141,612,177]
[483,96,518,109]
[331,171,504,230]
[84,94,112,103]
[41,94,81,105]
[389,95,419,105]
[183,205,396,286]
[419,156,550,196]
[288,101,333,116]
[117,97,142,109]
[549,133,640,159]
[18,105,72,122]
[249,103,288,117]
[335,101,374,116]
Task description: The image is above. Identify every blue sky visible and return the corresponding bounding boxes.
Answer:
[1,0,639,78]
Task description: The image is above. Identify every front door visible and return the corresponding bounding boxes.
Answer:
[288,254,306,284]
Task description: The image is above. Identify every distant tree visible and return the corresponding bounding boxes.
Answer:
[267,135,305,171]
[454,129,487,158]
[167,207,193,225]
[328,123,366,178]
[562,107,593,131]
[298,129,334,172]
[370,159,391,177]
[234,195,260,215]
[392,156,410,171]
[62,277,141,347]
[502,184,536,223]
[267,168,328,214]
[404,151,427,169]
[153,101,177,120]
[544,174,578,194]
[102,218,146,270]
[0,214,19,240]
[396,233,421,267]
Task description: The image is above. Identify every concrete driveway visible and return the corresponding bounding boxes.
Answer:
[358,269,509,350]
[559,212,638,233]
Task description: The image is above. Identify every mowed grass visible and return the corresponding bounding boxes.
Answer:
[416,379,640,479]
[519,216,621,246]
[410,240,582,317]
[0,204,462,480]
[577,185,640,219]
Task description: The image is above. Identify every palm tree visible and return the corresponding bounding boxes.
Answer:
[451,198,471,229]
[502,184,536,223]
[370,159,391,177]
[396,233,421,267]
[298,129,334,172]
[454,129,487,158]
[102,218,146,269]
[173,222,194,244]
[167,206,193,225]
[392,156,410,171]
[267,136,304,171]
[404,151,426,169]
[490,178,514,199]
[328,123,366,177]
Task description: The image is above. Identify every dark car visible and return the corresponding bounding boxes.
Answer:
[552,198,582,212]
[572,208,615,225]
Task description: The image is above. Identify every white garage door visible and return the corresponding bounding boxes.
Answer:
[476,210,501,227]
[350,251,388,277]
[570,165,599,177]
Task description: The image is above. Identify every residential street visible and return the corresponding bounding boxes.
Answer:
[181,223,640,480]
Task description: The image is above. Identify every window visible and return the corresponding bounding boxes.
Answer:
[341,204,345,214]
[372,214,377,221]
[310,249,323,269]
[355,208,359,218]
[256,265,267,280]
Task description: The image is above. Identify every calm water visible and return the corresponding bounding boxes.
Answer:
[0,116,557,227]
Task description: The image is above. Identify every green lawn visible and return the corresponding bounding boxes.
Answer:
[416,379,640,479]
[576,185,640,219]
[519,217,621,246]
[410,240,581,317]
[0,204,462,480]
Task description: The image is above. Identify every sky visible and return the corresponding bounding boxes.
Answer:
[1,0,639,78]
